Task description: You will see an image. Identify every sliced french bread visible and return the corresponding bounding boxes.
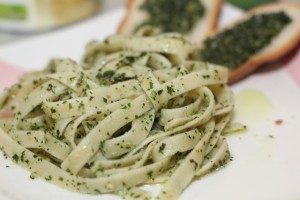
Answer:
[199,3,300,83]
[117,0,223,46]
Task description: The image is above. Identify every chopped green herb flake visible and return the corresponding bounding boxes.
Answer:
[12,154,19,162]
[50,108,57,113]
[167,85,175,95]
[159,143,166,154]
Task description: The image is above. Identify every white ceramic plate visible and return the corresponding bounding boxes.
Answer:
[1,4,300,200]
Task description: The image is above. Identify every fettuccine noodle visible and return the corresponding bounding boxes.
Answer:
[0,33,243,200]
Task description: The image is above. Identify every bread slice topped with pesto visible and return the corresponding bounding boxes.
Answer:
[197,3,300,83]
[117,0,223,46]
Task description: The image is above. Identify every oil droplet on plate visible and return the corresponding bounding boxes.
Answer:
[234,89,274,126]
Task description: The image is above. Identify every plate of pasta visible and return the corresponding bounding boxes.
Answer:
[0,3,300,200]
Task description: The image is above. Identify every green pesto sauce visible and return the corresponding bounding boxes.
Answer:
[199,11,291,71]
[96,70,137,86]
[139,0,205,33]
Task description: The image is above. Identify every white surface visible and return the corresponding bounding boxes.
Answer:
[1,4,300,200]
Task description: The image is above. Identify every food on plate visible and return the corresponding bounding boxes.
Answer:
[196,3,300,83]
[0,33,244,200]
[117,0,223,46]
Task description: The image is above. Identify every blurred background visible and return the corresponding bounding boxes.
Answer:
[0,0,299,45]
[0,0,124,44]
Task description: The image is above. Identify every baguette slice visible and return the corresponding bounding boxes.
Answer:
[202,3,300,83]
[117,0,223,46]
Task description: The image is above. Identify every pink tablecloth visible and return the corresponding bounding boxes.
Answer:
[0,60,25,91]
